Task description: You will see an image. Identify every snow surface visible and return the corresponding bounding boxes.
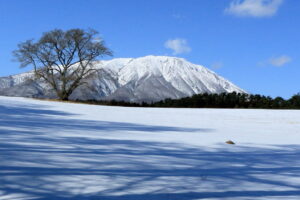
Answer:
[1,96,300,199]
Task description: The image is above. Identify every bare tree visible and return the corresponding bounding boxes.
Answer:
[13,28,112,100]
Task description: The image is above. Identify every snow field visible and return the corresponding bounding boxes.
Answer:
[1,96,300,199]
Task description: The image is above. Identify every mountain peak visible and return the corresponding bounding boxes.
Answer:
[0,56,245,102]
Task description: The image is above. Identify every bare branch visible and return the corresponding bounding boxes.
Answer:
[13,28,112,100]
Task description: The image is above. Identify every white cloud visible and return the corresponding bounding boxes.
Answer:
[225,0,283,17]
[164,38,191,55]
[269,55,291,67]
[93,37,103,43]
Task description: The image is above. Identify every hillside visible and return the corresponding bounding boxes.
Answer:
[0,56,245,102]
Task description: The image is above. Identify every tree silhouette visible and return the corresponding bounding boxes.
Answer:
[13,28,112,100]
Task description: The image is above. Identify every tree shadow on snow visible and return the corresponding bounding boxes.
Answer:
[1,102,300,199]
[0,103,207,133]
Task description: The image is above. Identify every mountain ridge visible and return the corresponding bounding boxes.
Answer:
[0,55,245,102]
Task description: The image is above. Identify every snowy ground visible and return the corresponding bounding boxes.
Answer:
[1,96,300,200]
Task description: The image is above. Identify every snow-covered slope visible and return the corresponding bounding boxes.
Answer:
[1,96,300,200]
[0,56,245,102]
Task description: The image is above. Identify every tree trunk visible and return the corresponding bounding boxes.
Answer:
[61,97,69,101]
[57,91,69,101]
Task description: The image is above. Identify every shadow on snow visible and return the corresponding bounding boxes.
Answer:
[0,104,206,133]
[0,102,300,199]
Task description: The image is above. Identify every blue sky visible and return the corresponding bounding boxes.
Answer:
[0,0,299,98]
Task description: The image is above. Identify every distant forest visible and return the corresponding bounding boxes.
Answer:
[75,92,300,109]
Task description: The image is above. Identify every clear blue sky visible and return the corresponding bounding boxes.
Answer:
[0,0,299,98]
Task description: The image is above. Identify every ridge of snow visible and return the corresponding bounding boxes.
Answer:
[97,55,245,94]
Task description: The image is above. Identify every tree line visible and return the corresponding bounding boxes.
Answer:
[76,92,300,109]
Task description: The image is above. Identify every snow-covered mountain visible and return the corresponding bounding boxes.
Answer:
[0,55,245,102]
